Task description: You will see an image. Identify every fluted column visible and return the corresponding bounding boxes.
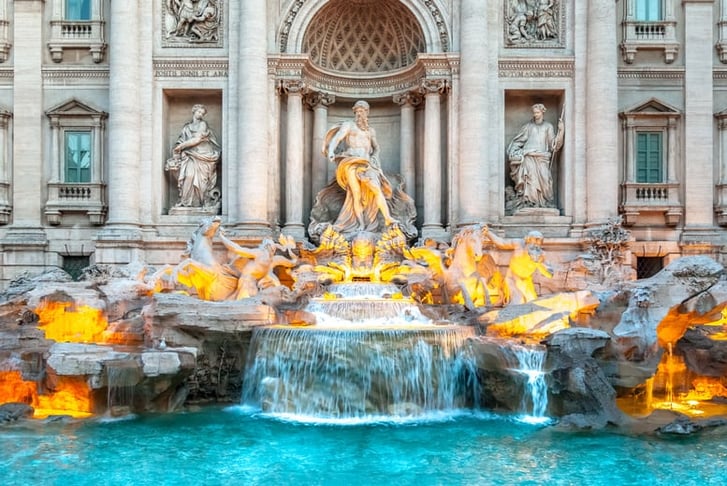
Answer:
[281,81,306,238]
[105,0,140,228]
[421,79,447,238]
[306,92,335,200]
[394,92,421,202]
[683,0,715,231]
[10,0,45,231]
[457,0,488,226]
[236,1,270,233]
[586,0,619,224]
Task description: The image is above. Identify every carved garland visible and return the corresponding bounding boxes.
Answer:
[279,0,449,53]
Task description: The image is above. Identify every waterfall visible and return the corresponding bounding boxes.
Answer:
[106,360,141,416]
[306,282,428,325]
[510,343,548,421]
[241,326,479,419]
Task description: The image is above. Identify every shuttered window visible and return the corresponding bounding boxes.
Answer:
[636,132,662,183]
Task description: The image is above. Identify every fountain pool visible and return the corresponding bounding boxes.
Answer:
[1,407,725,485]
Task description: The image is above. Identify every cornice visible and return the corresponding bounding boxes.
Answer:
[498,59,574,78]
[269,53,457,99]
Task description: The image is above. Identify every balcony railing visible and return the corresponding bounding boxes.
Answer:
[45,182,106,225]
[48,20,106,63]
[620,182,682,226]
[621,20,678,64]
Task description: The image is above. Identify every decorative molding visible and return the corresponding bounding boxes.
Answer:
[498,59,574,78]
[421,0,449,52]
[42,67,109,84]
[618,68,684,80]
[269,53,456,99]
[504,0,565,49]
[153,59,228,78]
[161,0,223,48]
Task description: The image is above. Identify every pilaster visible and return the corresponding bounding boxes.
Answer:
[586,0,619,225]
[682,0,718,242]
[457,0,488,226]
[236,0,270,235]
[4,0,47,248]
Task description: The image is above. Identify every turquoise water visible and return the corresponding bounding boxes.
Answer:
[2,407,725,486]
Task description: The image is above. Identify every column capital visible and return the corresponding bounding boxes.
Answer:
[277,79,307,96]
[303,91,335,110]
[393,91,423,107]
[419,78,449,96]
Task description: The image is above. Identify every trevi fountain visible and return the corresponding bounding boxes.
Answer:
[2,101,726,484]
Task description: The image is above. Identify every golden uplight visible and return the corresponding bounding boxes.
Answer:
[35,300,108,343]
[0,371,93,419]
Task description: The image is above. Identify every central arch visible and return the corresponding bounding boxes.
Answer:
[279,0,449,55]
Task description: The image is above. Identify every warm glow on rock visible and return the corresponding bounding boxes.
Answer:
[34,376,94,419]
[0,371,93,419]
[0,370,37,405]
[35,301,108,343]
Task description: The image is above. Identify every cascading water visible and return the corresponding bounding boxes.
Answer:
[241,282,479,420]
[105,359,141,416]
[509,342,548,422]
[305,283,430,325]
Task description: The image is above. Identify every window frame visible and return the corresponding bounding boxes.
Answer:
[635,131,664,183]
[63,129,93,183]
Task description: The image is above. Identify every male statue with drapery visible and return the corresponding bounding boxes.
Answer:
[308,100,417,243]
[507,103,564,211]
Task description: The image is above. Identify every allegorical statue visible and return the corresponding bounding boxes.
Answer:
[507,103,564,210]
[308,100,417,242]
[482,227,552,305]
[165,104,221,209]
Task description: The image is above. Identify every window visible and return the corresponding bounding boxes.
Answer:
[65,0,91,21]
[621,0,677,63]
[635,0,662,22]
[64,131,91,182]
[636,132,662,183]
[637,256,663,279]
[619,98,682,226]
[45,99,107,225]
[48,0,105,63]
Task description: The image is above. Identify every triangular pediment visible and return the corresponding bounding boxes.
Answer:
[621,97,680,116]
[46,98,107,117]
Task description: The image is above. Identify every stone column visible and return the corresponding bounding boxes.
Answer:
[105,0,140,229]
[457,0,488,226]
[683,0,715,233]
[9,0,45,234]
[394,92,421,202]
[306,92,335,200]
[586,0,619,224]
[420,79,447,238]
[236,1,270,234]
[281,80,306,239]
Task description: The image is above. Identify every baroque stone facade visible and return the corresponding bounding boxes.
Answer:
[0,0,725,286]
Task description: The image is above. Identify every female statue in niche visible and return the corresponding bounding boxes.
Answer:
[165,104,221,209]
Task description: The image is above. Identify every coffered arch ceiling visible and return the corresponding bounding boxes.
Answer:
[302,0,426,73]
